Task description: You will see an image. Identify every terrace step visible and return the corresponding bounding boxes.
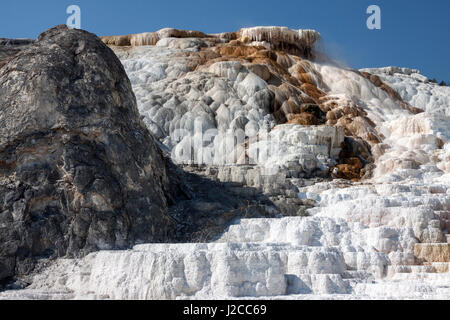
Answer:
[414,243,450,263]
[0,290,75,300]
[353,281,450,299]
[429,262,450,273]
[387,265,436,278]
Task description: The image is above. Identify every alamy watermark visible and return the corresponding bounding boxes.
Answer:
[66,5,81,29]
[366,5,381,30]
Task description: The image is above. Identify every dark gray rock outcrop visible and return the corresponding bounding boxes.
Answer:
[0,38,34,69]
[0,25,174,284]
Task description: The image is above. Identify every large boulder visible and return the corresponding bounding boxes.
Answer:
[0,25,174,284]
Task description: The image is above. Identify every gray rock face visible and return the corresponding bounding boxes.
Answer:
[0,25,174,284]
[0,38,34,69]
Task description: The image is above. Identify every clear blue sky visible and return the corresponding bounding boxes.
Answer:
[1,0,449,82]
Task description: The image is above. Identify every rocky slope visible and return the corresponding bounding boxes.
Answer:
[0,25,174,287]
[0,26,449,299]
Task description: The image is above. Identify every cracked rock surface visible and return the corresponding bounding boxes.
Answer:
[0,25,174,284]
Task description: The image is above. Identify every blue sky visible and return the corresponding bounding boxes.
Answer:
[1,0,449,81]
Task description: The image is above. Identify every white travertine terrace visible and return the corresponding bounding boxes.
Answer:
[247,124,344,172]
[239,26,321,52]
[101,28,211,46]
[101,26,321,57]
